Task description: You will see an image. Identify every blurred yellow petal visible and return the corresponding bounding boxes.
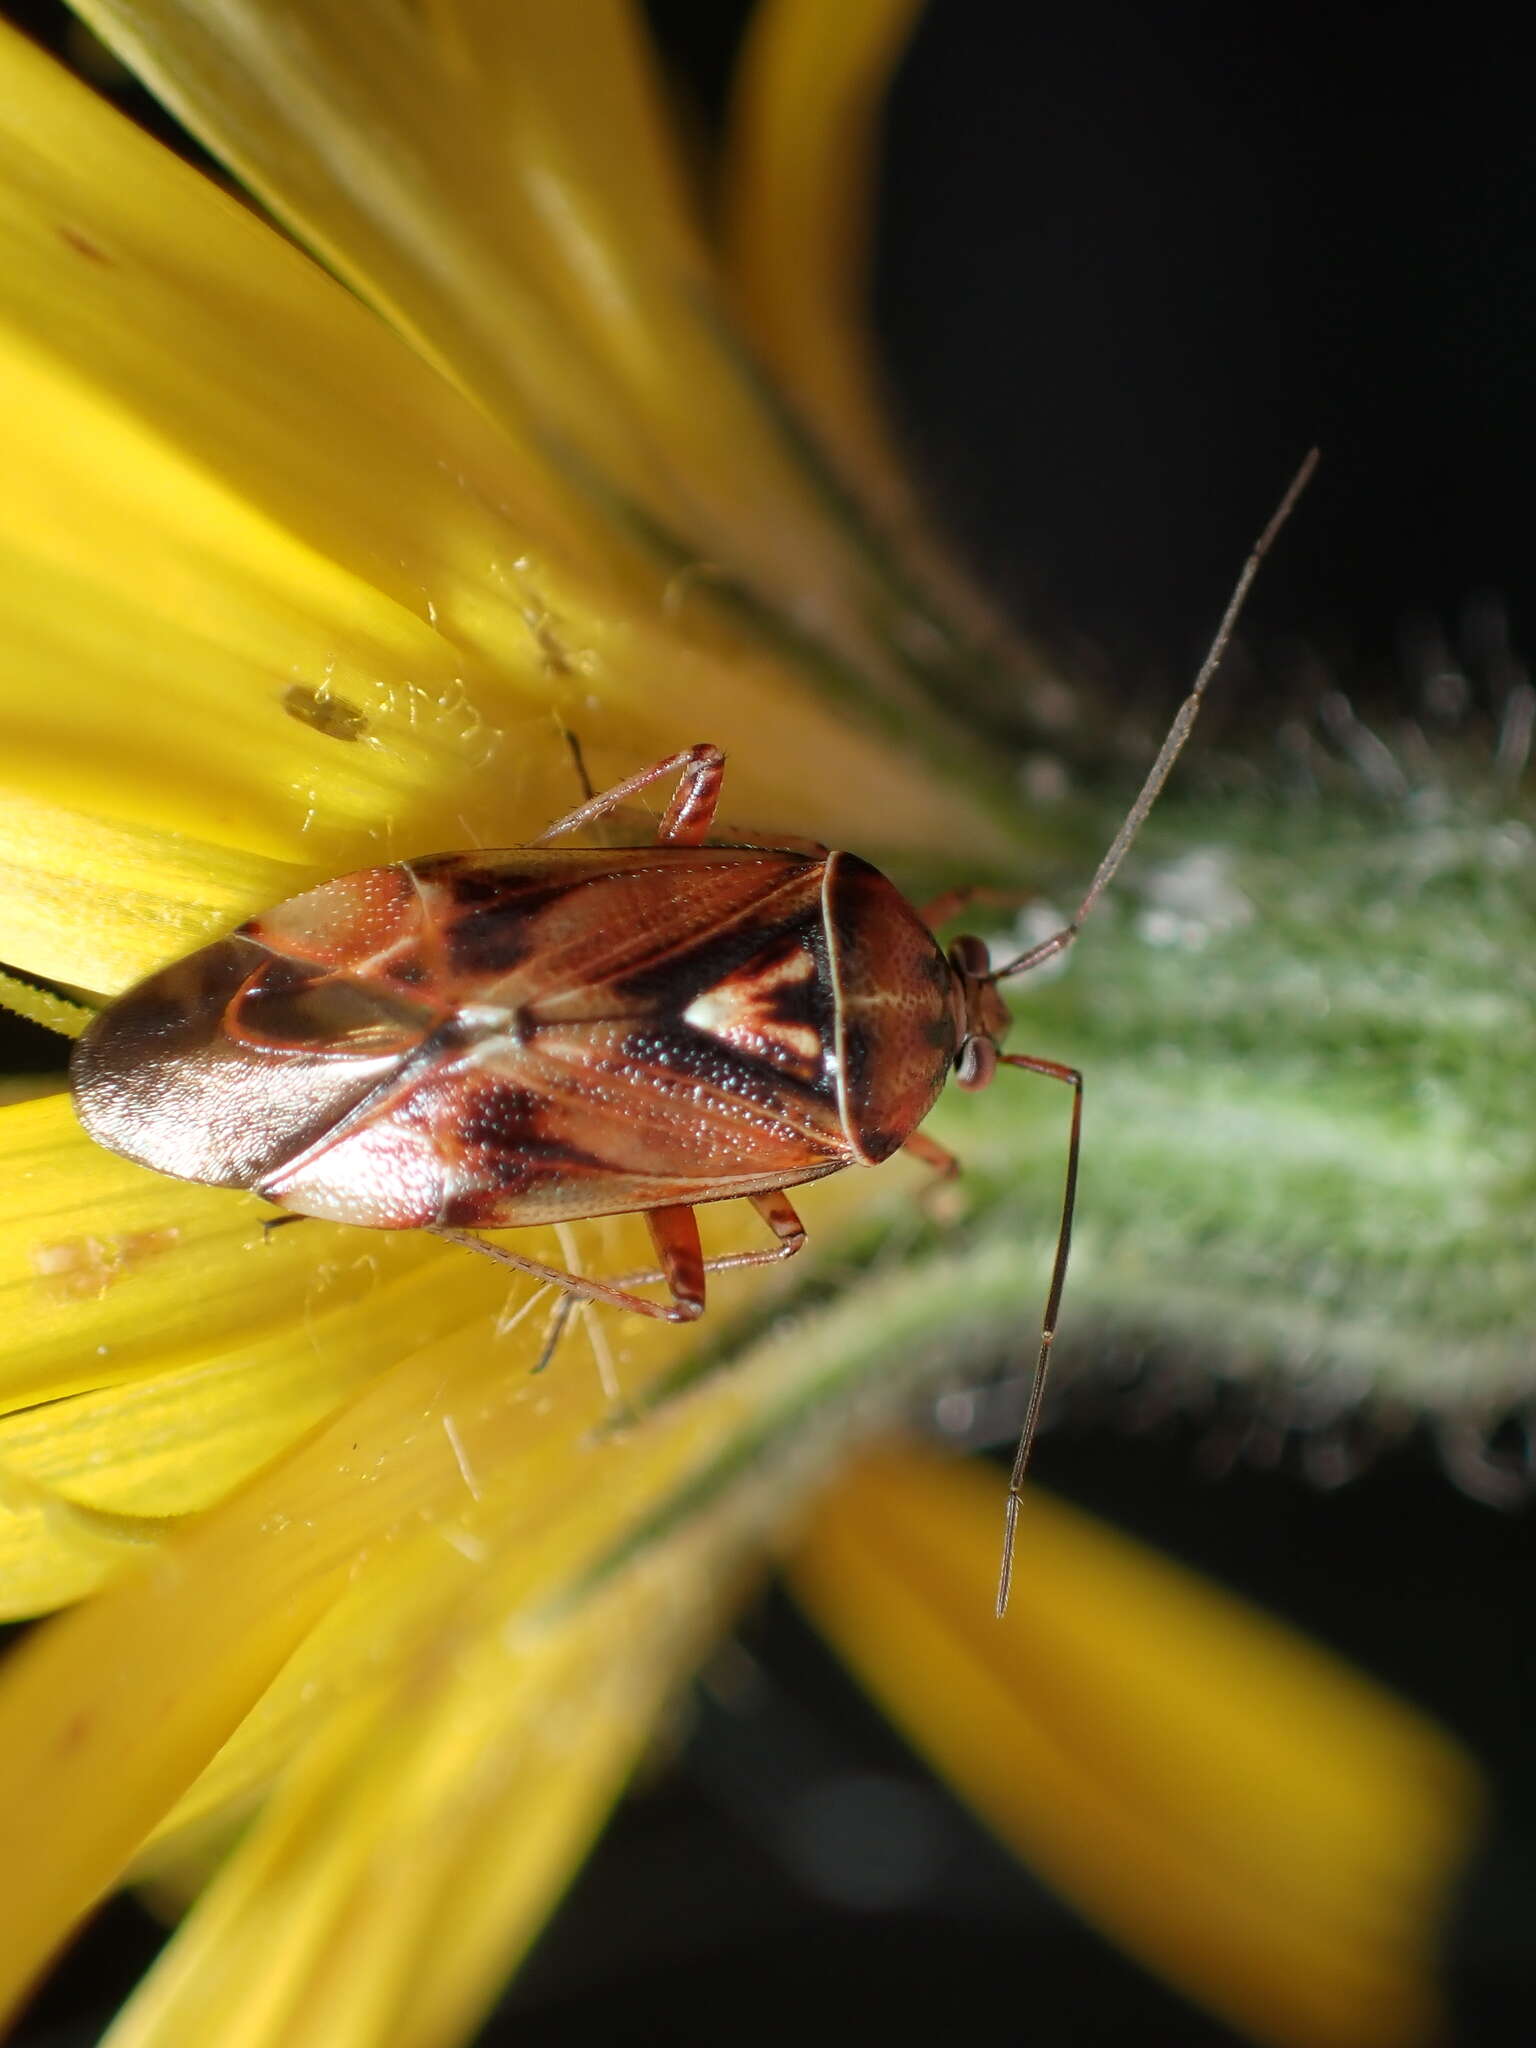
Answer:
[0,1343,455,2014]
[723,0,1044,738]
[103,1521,737,2048]
[0,1093,279,1414]
[0,1210,657,2012]
[0,1226,501,1523]
[69,0,1035,797]
[791,1446,1484,2048]
[407,0,914,680]
[0,1496,161,1617]
[0,1232,1016,2022]
[725,0,924,516]
[71,0,667,513]
[1,23,999,879]
[0,1116,682,1618]
[415,0,789,517]
[0,24,579,866]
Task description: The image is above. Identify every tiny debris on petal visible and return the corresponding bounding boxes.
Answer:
[282,684,370,743]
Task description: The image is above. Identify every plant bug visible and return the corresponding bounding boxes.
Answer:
[69,454,1315,1610]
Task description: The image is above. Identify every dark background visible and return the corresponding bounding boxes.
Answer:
[874,2,1530,684]
[8,1,1536,2042]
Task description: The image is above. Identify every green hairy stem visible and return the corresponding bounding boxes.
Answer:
[689,759,1535,1482]
[935,769,1536,1420]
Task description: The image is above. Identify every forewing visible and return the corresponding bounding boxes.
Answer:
[72,868,443,1192]
[409,846,825,1021]
[263,850,854,1229]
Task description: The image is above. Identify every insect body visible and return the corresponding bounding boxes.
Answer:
[69,455,1316,1607]
[71,773,984,1321]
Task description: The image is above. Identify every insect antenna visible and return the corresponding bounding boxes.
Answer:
[987,448,1319,990]
[992,449,1318,1618]
[995,1053,1082,1618]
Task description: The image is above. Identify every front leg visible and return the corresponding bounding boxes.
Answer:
[900,1128,965,1223]
[901,1130,960,1180]
[918,882,1040,931]
[535,743,725,848]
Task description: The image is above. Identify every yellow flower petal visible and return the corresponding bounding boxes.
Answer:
[404,0,916,669]
[0,1113,671,1619]
[0,1092,460,1417]
[0,1092,503,1620]
[1,23,998,886]
[0,964,92,1038]
[723,0,1030,684]
[0,1229,660,2013]
[0,22,587,866]
[724,0,925,516]
[71,0,678,517]
[0,798,300,991]
[0,1484,337,2021]
[103,1533,734,2048]
[0,1217,503,1537]
[0,1094,286,1415]
[68,0,1036,796]
[0,1221,992,2020]
[791,1446,1483,2048]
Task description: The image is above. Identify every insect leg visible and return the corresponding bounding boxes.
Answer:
[429,1226,705,1323]
[645,1203,709,1317]
[996,1053,1083,1620]
[259,1210,308,1238]
[746,1187,807,1253]
[604,1190,808,1290]
[917,883,1039,930]
[901,1130,960,1180]
[534,744,725,848]
[437,1192,806,1327]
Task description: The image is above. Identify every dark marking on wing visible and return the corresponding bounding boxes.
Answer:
[438,1072,611,1224]
[613,1021,830,1118]
[613,904,838,1094]
[613,907,811,1009]
[443,882,575,977]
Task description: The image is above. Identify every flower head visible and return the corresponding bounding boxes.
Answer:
[0,6,1485,2045]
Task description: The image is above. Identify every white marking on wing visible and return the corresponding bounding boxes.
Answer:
[683,948,821,1068]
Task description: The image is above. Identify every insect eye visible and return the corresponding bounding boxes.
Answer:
[949,935,991,978]
[954,1037,997,1090]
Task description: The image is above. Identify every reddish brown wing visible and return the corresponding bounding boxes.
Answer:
[260,848,855,1229]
